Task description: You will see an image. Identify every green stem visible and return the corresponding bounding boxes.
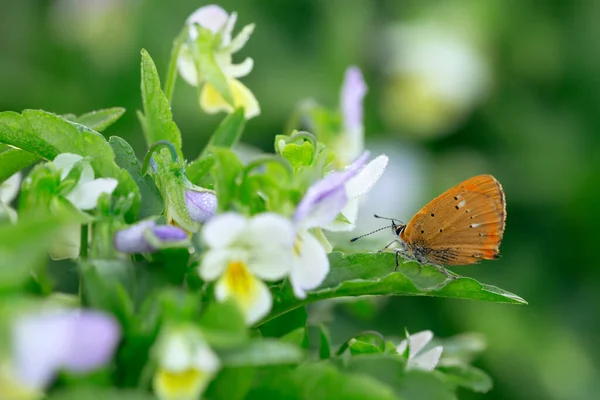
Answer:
[164,27,188,104]
[243,155,294,181]
[142,140,181,175]
[80,224,88,260]
[288,131,318,150]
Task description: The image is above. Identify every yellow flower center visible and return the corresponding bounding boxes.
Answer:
[293,235,302,257]
[154,368,206,400]
[224,261,255,304]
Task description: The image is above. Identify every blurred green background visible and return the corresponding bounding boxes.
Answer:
[2,0,599,399]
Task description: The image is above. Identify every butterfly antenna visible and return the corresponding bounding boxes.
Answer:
[373,214,403,223]
[350,226,389,242]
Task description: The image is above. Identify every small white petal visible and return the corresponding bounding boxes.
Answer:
[191,339,220,373]
[411,346,443,371]
[186,5,229,34]
[53,153,83,180]
[407,330,434,360]
[177,46,198,86]
[345,155,389,199]
[65,178,118,210]
[322,198,359,232]
[202,213,247,249]
[0,172,22,204]
[160,333,192,372]
[246,213,294,248]
[224,57,254,78]
[214,265,272,325]
[291,231,330,299]
[227,23,255,54]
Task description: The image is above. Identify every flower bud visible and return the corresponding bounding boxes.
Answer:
[114,220,188,254]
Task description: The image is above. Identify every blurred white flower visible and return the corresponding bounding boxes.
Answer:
[153,326,220,400]
[177,5,259,119]
[0,172,21,223]
[381,22,490,138]
[199,213,294,324]
[397,330,443,371]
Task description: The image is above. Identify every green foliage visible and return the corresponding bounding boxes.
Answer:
[64,108,126,132]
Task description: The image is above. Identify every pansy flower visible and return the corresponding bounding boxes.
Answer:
[199,213,294,324]
[177,5,259,119]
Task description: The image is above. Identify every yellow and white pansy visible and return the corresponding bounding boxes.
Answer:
[153,326,220,400]
[177,5,259,119]
[49,153,118,260]
[199,213,294,324]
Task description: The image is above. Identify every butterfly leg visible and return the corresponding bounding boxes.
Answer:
[431,264,458,280]
[378,239,400,253]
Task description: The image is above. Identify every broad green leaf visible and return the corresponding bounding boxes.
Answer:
[334,354,406,392]
[65,107,126,132]
[396,370,456,400]
[0,111,62,159]
[0,147,40,182]
[437,364,493,393]
[198,299,247,348]
[205,367,255,400]
[210,147,243,211]
[219,339,304,367]
[48,388,157,400]
[186,154,215,185]
[246,362,397,400]
[206,108,245,150]
[140,49,183,157]
[260,306,307,338]
[263,252,527,324]
[0,215,65,290]
[349,339,383,355]
[318,324,332,359]
[109,136,163,218]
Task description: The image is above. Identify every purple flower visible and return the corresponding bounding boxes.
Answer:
[294,152,369,228]
[12,310,120,389]
[185,190,217,223]
[114,220,189,253]
[341,67,367,133]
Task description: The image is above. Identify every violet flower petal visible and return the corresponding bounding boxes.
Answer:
[114,221,188,253]
[341,67,367,132]
[294,152,369,228]
[185,190,217,223]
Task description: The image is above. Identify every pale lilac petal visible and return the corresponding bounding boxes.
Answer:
[294,152,369,227]
[186,5,229,34]
[185,190,217,223]
[114,221,188,253]
[341,67,367,132]
[345,154,389,199]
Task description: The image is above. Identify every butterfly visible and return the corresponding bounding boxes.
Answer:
[352,175,506,277]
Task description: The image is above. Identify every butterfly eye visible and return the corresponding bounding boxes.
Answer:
[394,225,405,236]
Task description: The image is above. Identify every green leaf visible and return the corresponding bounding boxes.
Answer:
[0,147,40,182]
[219,339,304,367]
[198,299,247,348]
[210,147,243,211]
[66,107,126,132]
[48,388,157,400]
[109,136,163,218]
[0,215,65,290]
[140,49,183,157]
[349,339,384,355]
[334,354,406,391]
[396,370,456,400]
[263,252,527,324]
[246,362,397,400]
[186,155,215,185]
[281,141,314,169]
[260,306,307,338]
[318,324,332,359]
[206,108,246,149]
[437,364,493,393]
[205,367,255,400]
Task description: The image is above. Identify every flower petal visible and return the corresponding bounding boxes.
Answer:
[200,79,260,119]
[411,346,443,371]
[0,172,22,204]
[225,57,254,78]
[186,5,229,34]
[345,154,389,199]
[114,221,188,254]
[202,213,247,249]
[53,153,83,180]
[245,213,295,249]
[65,178,118,210]
[290,230,330,299]
[407,330,434,360]
[177,46,198,86]
[200,249,236,281]
[185,190,217,223]
[341,66,367,132]
[159,331,192,372]
[214,262,272,325]
[153,368,208,400]
[322,198,359,232]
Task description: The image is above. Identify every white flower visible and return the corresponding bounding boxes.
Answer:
[0,172,21,223]
[323,154,389,232]
[199,213,294,324]
[396,330,443,371]
[382,22,490,137]
[49,153,118,260]
[177,5,259,119]
[153,326,220,400]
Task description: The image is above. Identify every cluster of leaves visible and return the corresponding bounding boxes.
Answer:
[0,7,526,400]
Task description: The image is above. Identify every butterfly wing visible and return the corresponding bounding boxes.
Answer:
[400,175,506,266]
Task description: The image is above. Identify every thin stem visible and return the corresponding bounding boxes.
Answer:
[287,131,318,151]
[142,140,181,175]
[80,224,88,261]
[164,27,189,105]
[243,155,294,181]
